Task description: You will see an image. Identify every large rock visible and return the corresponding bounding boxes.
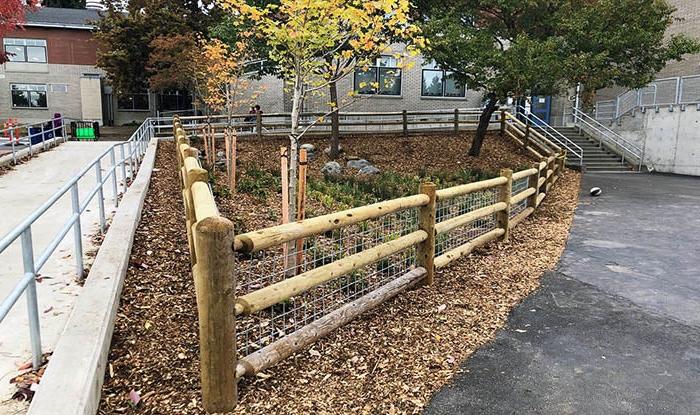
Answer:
[324,145,344,156]
[358,165,380,175]
[321,161,342,176]
[347,159,371,170]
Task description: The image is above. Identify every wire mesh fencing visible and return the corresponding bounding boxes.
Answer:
[435,188,499,257]
[234,207,419,357]
[510,177,530,218]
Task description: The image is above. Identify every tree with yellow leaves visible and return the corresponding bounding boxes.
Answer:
[219,0,424,224]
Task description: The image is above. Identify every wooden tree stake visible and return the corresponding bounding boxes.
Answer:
[295,148,308,274]
[500,109,506,136]
[417,182,437,285]
[231,131,237,192]
[453,108,459,133]
[281,147,291,273]
[497,168,513,241]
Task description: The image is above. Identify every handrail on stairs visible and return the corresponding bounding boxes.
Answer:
[570,106,645,171]
[515,105,583,166]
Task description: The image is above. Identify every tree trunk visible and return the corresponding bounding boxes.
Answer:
[288,73,303,228]
[469,93,498,157]
[329,81,340,160]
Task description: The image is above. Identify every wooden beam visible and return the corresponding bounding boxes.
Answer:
[193,216,237,412]
[434,228,505,268]
[435,177,507,201]
[434,202,507,236]
[234,194,429,253]
[511,187,536,205]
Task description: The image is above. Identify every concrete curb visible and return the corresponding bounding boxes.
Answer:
[27,139,159,415]
[0,136,66,168]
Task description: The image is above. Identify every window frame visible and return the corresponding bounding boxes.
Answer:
[3,38,47,64]
[353,56,403,97]
[420,65,466,99]
[10,83,48,109]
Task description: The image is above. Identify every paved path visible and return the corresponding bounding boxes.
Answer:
[425,173,700,414]
[0,141,119,410]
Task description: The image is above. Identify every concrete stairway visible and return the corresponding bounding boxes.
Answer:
[553,127,633,172]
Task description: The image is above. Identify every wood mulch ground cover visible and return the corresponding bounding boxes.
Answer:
[99,134,581,414]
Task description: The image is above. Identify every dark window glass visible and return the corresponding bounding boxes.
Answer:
[421,70,444,96]
[354,68,378,94]
[354,56,401,96]
[11,84,47,108]
[421,67,466,98]
[379,68,401,95]
[118,93,150,111]
[159,91,193,111]
[444,72,465,97]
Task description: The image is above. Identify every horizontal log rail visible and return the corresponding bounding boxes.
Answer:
[233,194,429,253]
[511,187,536,205]
[435,176,507,201]
[434,228,505,268]
[434,202,507,235]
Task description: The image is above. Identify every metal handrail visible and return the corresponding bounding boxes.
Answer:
[515,105,584,166]
[0,118,155,370]
[1,117,70,165]
[571,107,644,171]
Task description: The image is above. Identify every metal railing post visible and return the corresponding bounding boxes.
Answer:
[40,123,46,151]
[95,160,106,232]
[119,144,128,191]
[109,147,119,206]
[10,129,17,165]
[70,183,84,277]
[21,227,42,370]
[127,141,134,181]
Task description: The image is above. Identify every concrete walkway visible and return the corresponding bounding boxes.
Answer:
[425,173,700,414]
[0,141,120,410]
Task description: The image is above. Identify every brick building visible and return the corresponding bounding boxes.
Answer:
[0,7,104,125]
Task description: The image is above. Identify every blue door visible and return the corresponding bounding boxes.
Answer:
[530,96,552,125]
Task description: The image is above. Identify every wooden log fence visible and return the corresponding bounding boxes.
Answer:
[171,110,568,412]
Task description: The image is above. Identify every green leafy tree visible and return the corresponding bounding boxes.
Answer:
[95,0,217,96]
[416,0,700,156]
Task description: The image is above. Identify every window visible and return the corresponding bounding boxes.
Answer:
[421,61,465,98]
[158,90,192,111]
[50,84,68,93]
[11,84,47,108]
[118,93,150,111]
[354,56,402,96]
[3,38,47,63]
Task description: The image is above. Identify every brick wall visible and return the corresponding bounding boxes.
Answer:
[657,0,700,78]
[243,50,485,115]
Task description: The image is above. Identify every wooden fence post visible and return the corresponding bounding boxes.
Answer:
[402,110,408,137]
[500,109,506,136]
[558,149,566,174]
[497,169,512,241]
[256,112,263,139]
[193,215,237,413]
[527,162,540,209]
[417,182,437,285]
[453,108,459,133]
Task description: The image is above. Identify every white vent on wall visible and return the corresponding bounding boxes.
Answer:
[50,84,68,93]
